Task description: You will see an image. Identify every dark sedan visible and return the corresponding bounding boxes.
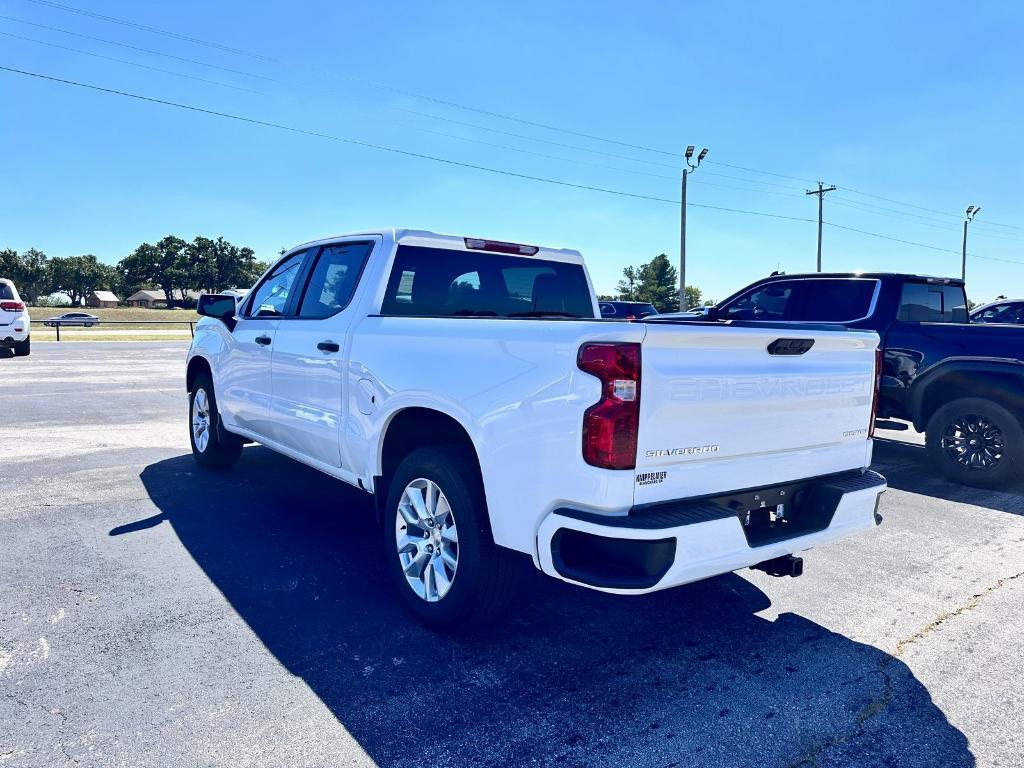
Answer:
[42,312,101,327]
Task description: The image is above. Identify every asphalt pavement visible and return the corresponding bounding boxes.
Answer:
[2,342,1022,768]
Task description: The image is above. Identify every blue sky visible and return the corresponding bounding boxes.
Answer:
[2,0,1022,303]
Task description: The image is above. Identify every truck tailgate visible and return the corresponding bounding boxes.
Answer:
[635,322,878,505]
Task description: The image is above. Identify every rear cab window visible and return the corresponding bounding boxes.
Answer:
[380,245,595,319]
[722,278,878,322]
[898,282,968,323]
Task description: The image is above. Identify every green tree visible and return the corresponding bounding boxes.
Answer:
[119,242,160,296]
[186,236,262,292]
[118,236,189,305]
[616,265,641,301]
[48,255,108,306]
[15,248,50,304]
[616,254,707,312]
[0,248,19,279]
[636,253,679,313]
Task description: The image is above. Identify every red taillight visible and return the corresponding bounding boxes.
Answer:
[869,348,882,437]
[0,301,24,312]
[578,342,641,469]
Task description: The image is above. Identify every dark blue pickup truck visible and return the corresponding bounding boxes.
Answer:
[700,272,1024,488]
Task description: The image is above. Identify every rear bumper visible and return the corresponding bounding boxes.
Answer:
[536,469,886,594]
[0,324,29,346]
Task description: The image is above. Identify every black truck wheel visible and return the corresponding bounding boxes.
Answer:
[925,397,1023,489]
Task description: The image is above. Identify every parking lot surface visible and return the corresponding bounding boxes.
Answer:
[2,342,1023,768]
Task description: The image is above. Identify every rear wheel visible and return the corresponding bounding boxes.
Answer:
[189,373,243,470]
[384,447,521,631]
[926,397,1023,489]
[13,336,30,356]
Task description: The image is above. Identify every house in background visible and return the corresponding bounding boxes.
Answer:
[125,289,203,308]
[125,289,166,308]
[87,290,119,309]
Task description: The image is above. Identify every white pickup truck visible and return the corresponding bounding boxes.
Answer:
[187,229,886,630]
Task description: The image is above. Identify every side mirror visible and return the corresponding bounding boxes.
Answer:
[197,293,237,330]
[703,305,719,322]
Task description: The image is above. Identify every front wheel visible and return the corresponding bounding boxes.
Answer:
[384,447,521,631]
[925,397,1023,489]
[189,373,243,470]
[13,336,29,356]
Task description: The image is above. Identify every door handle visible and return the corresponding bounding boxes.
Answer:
[317,340,340,353]
[255,335,272,346]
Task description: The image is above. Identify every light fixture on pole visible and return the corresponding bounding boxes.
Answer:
[962,205,980,281]
[680,145,708,311]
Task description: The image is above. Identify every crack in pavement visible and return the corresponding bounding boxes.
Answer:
[787,569,1024,767]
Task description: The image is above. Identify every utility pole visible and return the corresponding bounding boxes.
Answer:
[680,145,708,310]
[962,205,980,281]
[805,182,836,272]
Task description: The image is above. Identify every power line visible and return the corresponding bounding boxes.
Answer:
[1,11,685,170]
[706,160,818,185]
[19,0,684,159]
[839,185,1024,232]
[18,1,1024,234]
[822,221,1024,264]
[829,197,1024,243]
[18,2,1024,235]
[0,13,283,82]
[0,64,829,228]
[0,26,685,182]
[2,64,1017,269]
[0,64,688,206]
[21,0,275,61]
[0,30,262,93]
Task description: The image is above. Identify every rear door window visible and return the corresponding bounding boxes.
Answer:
[380,245,595,318]
[899,283,968,323]
[297,242,372,319]
[793,279,877,321]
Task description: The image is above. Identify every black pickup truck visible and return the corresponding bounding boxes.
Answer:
[698,272,1024,488]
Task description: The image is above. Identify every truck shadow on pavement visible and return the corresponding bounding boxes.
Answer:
[873,437,1024,516]
[120,448,974,768]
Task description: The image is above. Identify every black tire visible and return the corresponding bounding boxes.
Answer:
[189,373,243,470]
[383,446,522,632]
[925,397,1024,489]
[13,336,29,356]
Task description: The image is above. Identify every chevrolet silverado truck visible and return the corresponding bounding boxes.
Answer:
[701,272,1024,488]
[186,230,886,630]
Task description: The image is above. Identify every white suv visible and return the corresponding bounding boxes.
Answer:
[0,278,30,356]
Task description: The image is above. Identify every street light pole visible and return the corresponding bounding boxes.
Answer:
[962,205,980,281]
[679,167,687,312]
[680,146,708,310]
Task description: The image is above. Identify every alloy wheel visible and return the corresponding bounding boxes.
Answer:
[395,478,459,602]
[941,413,1004,470]
[192,388,211,453]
